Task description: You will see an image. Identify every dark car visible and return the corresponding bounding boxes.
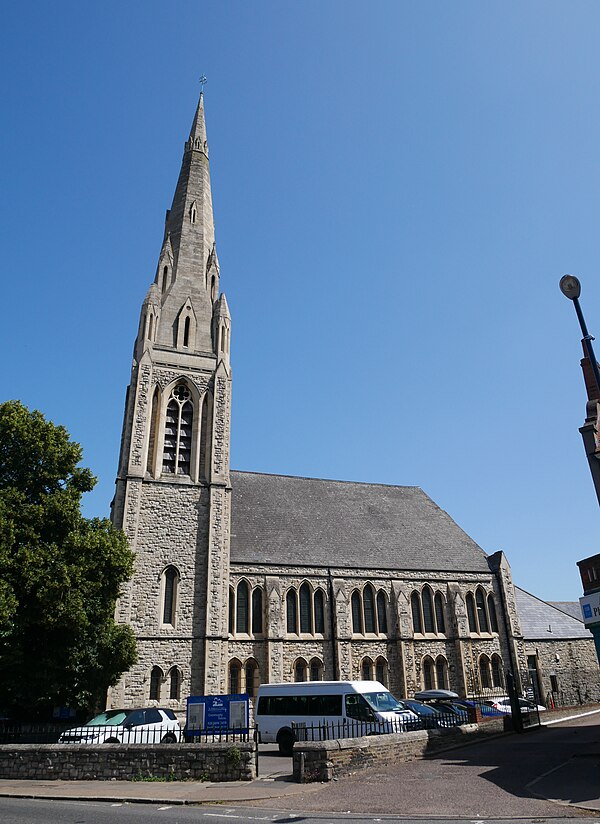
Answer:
[397,699,446,729]
[453,699,504,718]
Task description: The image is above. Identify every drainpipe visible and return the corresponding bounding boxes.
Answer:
[328,568,339,679]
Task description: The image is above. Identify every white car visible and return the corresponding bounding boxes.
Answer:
[486,697,546,715]
[59,707,181,744]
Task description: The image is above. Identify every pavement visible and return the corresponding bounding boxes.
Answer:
[0,710,599,816]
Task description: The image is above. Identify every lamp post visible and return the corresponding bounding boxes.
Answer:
[559,275,600,397]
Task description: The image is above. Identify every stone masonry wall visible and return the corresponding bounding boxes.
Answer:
[293,720,505,782]
[525,638,600,706]
[0,743,255,782]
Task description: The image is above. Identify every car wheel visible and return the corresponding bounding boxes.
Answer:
[105,737,120,744]
[277,729,295,757]
[161,733,177,744]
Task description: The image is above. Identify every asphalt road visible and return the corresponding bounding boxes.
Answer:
[249,714,600,817]
[0,799,589,824]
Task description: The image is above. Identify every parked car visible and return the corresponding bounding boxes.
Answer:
[58,708,181,744]
[484,697,546,715]
[396,699,447,729]
[413,690,468,726]
[453,699,504,718]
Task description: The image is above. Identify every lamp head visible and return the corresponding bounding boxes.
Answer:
[560,274,581,300]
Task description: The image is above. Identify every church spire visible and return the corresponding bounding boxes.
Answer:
[151,92,219,353]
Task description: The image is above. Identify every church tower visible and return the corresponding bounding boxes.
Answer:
[109,94,232,708]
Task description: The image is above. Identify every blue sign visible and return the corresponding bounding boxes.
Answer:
[186,694,249,737]
[583,603,593,620]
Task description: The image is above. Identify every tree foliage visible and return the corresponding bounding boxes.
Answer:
[0,401,136,716]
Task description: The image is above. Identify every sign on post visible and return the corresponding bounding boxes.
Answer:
[579,592,600,625]
[185,694,249,739]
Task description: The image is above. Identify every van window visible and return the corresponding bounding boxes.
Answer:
[257,693,342,716]
[344,694,373,721]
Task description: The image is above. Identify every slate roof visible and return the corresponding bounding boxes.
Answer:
[229,471,491,573]
[549,601,583,622]
[515,588,591,640]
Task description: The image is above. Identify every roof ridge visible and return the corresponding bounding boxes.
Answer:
[230,468,421,490]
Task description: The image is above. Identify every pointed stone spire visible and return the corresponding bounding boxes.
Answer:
[154,92,217,353]
[185,93,209,157]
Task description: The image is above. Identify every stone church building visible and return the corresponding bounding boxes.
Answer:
[108,95,600,712]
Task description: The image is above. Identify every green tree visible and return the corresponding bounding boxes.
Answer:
[0,400,136,717]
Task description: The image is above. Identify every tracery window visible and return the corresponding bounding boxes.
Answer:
[162,383,193,475]
[412,587,446,635]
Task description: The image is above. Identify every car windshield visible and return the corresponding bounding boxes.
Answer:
[85,710,128,726]
[362,691,402,712]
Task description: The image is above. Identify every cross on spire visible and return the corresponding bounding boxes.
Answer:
[199,75,207,93]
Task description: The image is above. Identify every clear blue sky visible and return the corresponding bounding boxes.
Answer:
[2,1,600,602]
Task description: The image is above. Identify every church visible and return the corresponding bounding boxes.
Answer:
[107,94,599,712]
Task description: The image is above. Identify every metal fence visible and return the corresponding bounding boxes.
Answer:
[292,711,469,743]
[0,722,258,746]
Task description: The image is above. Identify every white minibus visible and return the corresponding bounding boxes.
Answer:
[255,680,417,755]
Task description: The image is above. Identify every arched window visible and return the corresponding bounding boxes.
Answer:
[228,586,234,634]
[147,312,154,341]
[229,659,241,694]
[183,316,190,347]
[300,583,312,633]
[434,592,446,634]
[476,588,489,633]
[376,590,388,634]
[363,585,375,633]
[314,589,325,634]
[487,594,499,633]
[162,383,193,475]
[351,591,363,633]
[162,265,169,292]
[169,667,181,700]
[286,589,297,633]
[294,658,307,682]
[466,593,478,633]
[422,586,435,633]
[479,655,492,690]
[236,580,249,634]
[422,657,434,691]
[149,666,163,701]
[375,657,388,686]
[162,565,179,625]
[491,655,503,688]
[147,387,159,474]
[245,659,259,697]
[252,587,263,634]
[435,656,448,689]
[411,591,422,634]
[310,658,323,681]
[361,657,373,681]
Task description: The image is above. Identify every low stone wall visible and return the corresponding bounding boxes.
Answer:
[293,719,505,782]
[0,742,256,782]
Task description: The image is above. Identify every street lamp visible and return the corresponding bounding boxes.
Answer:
[559,275,600,398]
